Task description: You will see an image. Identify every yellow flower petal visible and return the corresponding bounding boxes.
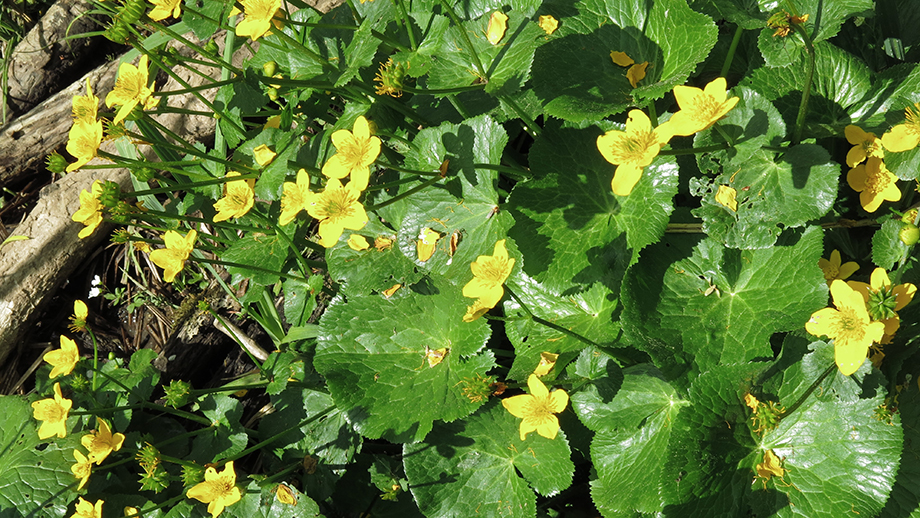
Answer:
[235,0,282,41]
[610,51,634,67]
[667,77,739,136]
[538,15,558,35]
[31,382,72,439]
[279,169,313,226]
[82,417,126,465]
[715,185,738,211]
[105,55,154,125]
[322,115,381,191]
[307,178,368,248]
[252,144,277,167]
[150,229,197,282]
[186,461,242,517]
[71,449,93,490]
[417,228,441,262]
[348,234,370,251]
[626,62,648,88]
[533,352,559,376]
[149,0,182,21]
[501,374,568,440]
[44,336,79,379]
[847,157,900,212]
[486,11,509,45]
[72,497,103,518]
[881,103,920,152]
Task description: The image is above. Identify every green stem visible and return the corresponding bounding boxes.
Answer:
[502,95,541,138]
[791,22,816,145]
[401,84,486,95]
[251,212,314,278]
[128,174,260,196]
[647,99,658,126]
[87,328,99,391]
[260,461,302,485]
[130,495,186,517]
[448,95,472,119]
[72,403,212,426]
[154,78,241,96]
[271,29,338,72]
[365,176,443,211]
[659,142,731,156]
[720,24,744,78]
[395,0,418,49]
[474,163,532,181]
[131,209,267,234]
[780,363,836,418]
[190,381,271,396]
[375,161,444,176]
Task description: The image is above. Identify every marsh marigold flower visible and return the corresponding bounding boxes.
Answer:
[538,15,558,35]
[279,169,313,226]
[66,119,104,173]
[462,239,515,322]
[150,229,197,282]
[881,102,920,152]
[32,382,72,439]
[82,417,126,465]
[105,55,158,125]
[71,449,92,490]
[149,0,181,21]
[72,79,99,125]
[848,267,916,342]
[233,0,282,41]
[71,497,103,518]
[69,300,89,332]
[44,336,79,379]
[844,125,884,168]
[502,374,568,440]
[186,461,242,517]
[806,280,885,376]
[307,178,368,248]
[487,11,509,45]
[597,109,672,196]
[818,249,859,285]
[322,115,381,191]
[213,172,255,222]
[666,77,739,137]
[847,156,901,212]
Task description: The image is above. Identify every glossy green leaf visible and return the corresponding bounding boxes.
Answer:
[222,233,289,285]
[223,480,321,518]
[314,277,496,442]
[0,396,73,517]
[326,217,423,296]
[692,145,839,249]
[403,400,574,518]
[532,0,716,121]
[621,226,827,380]
[873,217,909,270]
[570,359,685,515]
[190,394,248,463]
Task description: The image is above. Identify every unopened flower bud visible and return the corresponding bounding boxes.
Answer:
[263,60,278,76]
[900,223,919,246]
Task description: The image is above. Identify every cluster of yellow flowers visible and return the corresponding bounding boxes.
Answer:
[809,251,916,375]
[597,77,739,197]
[844,123,902,212]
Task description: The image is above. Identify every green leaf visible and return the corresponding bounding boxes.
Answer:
[532,0,716,121]
[183,2,227,41]
[403,400,574,518]
[314,276,497,442]
[223,480,321,518]
[508,121,678,294]
[873,217,909,270]
[222,233,289,285]
[573,363,687,515]
[691,145,839,249]
[621,227,827,380]
[255,10,325,80]
[191,394,248,463]
[326,217,423,296]
[282,274,324,327]
[259,388,360,468]
[879,373,920,517]
[504,277,621,381]
[0,396,73,517]
[757,27,804,68]
[705,0,873,41]
[754,341,902,517]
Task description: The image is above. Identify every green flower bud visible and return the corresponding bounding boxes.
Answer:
[46,151,68,174]
[901,209,918,225]
[263,60,278,76]
[204,39,219,55]
[900,224,919,246]
[98,181,122,208]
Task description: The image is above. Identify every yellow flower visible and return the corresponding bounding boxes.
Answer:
[148,0,181,21]
[538,15,558,35]
[253,144,277,166]
[462,239,515,322]
[844,125,884,168]
[275,484,297,505]
[881,102,920,152]
[806,280,885,376]
[71,497,103,518]
[501,374,569,440]
[213,172,255,222]
[44,336,79,379]
[847,157,901,213]
[417,228,441,262]
[186,461,242,517]
[596,109,672,196]
[533,352,559,376]
[847,267,916,340]
[71,449,93,490]
[124,507,140,517]
[321,116,381,191]
[233,0,282,41]
[610,51,634,67]
[818,249,859,284]
[69,300,89,332]
[666,77,739,137]
[72,79,98,126]
[150,229,197,282]
[105,55,158,125]
[348,234,370,251]
[31,382,72,439]
[135,241,151,253]
[307,178,368,248]
[715,185,737,211]
[626,62,648,88]
[66,119,104,172]
[279,169,314,226]
[81,417,126,465]
[486,11,509,45]
[71,180,104,238]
